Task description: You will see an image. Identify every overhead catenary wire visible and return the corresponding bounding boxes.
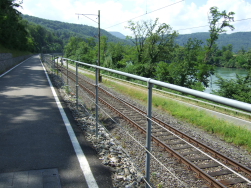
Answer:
[145,0,147,14]
[105,0,184,29]
[76,13,98,24]
[176,17,251,32]
[75,1,251,34]
[105,0,251,33]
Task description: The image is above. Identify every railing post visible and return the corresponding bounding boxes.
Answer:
[67,60,69,86]
[95,66,99,138]
[52,55,54,73]
[41,53,43,62]
[145,80,153,188]
[76,62,79,111]
[51,55,53,71]
[57,57,59,76]
[60,58,62,79]
[53,55,55,74]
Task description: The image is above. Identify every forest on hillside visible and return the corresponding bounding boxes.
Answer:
[176,32,251,53]
[0,0,63,53]
[22,15,251,54]
[112,31,251,53]
[22,14,132,46]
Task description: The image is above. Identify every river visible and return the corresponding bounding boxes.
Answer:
[203,67,248,93]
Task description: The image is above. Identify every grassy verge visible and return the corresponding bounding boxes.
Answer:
[102,77,251,152]
[0,44,32,57]
[70,65,251,151]
[78,66,251,121]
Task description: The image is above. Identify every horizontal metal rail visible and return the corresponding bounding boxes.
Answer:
[43,53,251,188]
[61,57,251,113]
[63,63,251,118]
[58,66,227,187]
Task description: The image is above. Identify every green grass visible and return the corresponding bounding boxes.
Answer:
[97,68,251,121]
[74,65,251,151]
[102,77,251,152]
[0,44,32,57]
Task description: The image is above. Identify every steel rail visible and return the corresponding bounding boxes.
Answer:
[58,66,228,187]
[61,57,251,113]
[59,66,251,186]
[60,62,251,119]
[99,93,227,188]
[119,98,251,177]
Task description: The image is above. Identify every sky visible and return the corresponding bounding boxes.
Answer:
[17,0,251,36]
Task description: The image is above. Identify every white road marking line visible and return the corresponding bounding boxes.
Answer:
[40,59,99,188]
[0,56,33,78]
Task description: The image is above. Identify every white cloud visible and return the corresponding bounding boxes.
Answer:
[18,0,251,36]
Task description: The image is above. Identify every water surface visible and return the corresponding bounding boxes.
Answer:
[204,67,248,93]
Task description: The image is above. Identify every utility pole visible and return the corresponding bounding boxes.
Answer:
[98,10,101,82]
[76,10,101,138]
[76,10,101,82]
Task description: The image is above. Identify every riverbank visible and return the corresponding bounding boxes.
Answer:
[204,66,248,93]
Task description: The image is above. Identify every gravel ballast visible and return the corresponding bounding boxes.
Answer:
[49,68,251,188]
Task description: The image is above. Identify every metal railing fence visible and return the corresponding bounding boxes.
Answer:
[42,54,251,188]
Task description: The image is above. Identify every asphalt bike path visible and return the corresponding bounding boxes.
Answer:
[0,55,112,188]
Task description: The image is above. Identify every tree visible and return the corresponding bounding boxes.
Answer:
[75,40,95,63]
[155,7,235,91]
[156,38,211,90]
[26,23,63,53]
[213,71,251,103]
[205,6,235,64]
[0,0,26,49]
[234,49,251,69]
[104,42,127,69]
[126,20,148,64]
[64,36,96,63]
[64,37,81,59]
[126,18,178,77]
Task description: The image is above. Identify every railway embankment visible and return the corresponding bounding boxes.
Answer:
[55,63,251,187]
[65,63,251,150]
[43,55,251,187]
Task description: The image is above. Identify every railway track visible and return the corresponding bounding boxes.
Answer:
[58,65,251,188]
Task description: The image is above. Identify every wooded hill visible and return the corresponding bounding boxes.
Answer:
[22,15,251,53]
[111,31,251,53]
[22,14,132,45]
[109,32,127,39]
[176,32,251,53]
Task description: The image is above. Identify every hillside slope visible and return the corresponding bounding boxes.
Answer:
[176,32,251,52]
[109,32,127,39]
[22,15,251,52]
[22,14,131,45]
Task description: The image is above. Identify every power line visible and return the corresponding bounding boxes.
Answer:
[176,17,251,32]
[235,17,251,22]
[177,25,208,31]
[146,0,148,14]
[76,13,98,24]
[105,0,184,29]
[106,0,251,32]
[147,0,184,15]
